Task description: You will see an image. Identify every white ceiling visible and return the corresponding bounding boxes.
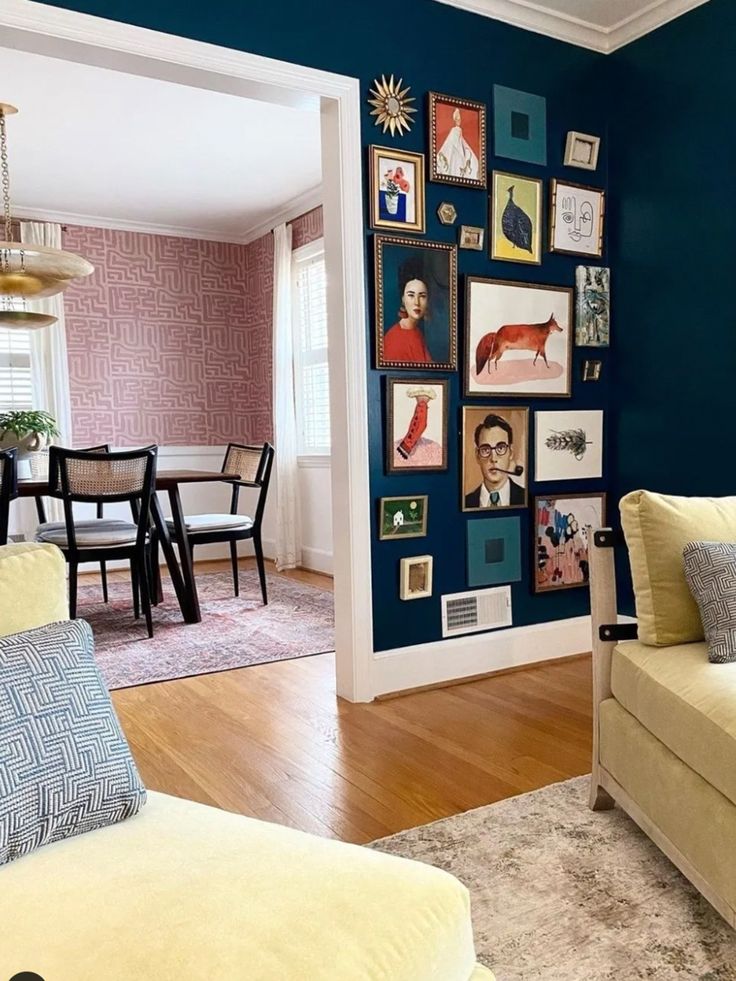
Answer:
[0,47,322,243]
[436,0,711,52]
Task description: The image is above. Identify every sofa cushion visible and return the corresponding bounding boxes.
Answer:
[0,542,67,637]
[683,541,736,663]
[0,619,146,866]
[611,639,736,808]
[0,790,492,981]
[620,490,736,646]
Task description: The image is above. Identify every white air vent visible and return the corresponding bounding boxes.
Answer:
[441,586,512,638]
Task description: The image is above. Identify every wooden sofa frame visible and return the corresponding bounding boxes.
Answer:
[588,526,736,928]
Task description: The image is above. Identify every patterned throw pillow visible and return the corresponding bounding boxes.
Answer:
[683,541,736,664]
[0,619,146,865]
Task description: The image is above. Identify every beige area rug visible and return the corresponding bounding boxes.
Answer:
[370,777,736,980]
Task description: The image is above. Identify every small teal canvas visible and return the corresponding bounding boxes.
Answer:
[467,516,521,587]
[493,85,547,166]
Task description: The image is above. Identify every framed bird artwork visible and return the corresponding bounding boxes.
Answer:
[490,171,543,265]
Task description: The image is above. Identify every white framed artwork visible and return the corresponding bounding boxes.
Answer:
[400,555,433,600]
[563,131,600,171]
[535,410,603,481]
[549,179,604,259]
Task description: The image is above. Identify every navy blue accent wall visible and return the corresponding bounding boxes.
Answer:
[607,0,731,608]
[46,0,609,649]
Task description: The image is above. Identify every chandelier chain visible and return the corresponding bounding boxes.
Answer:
[0,109,11,243]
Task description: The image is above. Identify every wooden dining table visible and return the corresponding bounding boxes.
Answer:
[17,469,239,625]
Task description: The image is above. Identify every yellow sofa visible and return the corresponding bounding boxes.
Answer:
[589,491,736,928]
[0,543,493,980]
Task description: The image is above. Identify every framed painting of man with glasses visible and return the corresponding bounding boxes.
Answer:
[461,406,529,512]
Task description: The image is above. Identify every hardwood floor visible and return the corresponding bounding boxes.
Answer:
[106,557,593,844]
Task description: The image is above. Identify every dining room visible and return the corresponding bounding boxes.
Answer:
[0,43,337,693]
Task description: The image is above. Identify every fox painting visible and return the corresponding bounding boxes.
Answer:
[475,314,563,374]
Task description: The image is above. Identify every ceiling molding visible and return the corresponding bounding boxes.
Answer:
[433,0,710,53]
[13,183,323,246]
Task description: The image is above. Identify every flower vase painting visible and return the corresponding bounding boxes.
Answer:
[370,147,426,234]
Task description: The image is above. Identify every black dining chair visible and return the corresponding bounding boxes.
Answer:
[35,443,113,602]
[0,447,18,545]
[166,442,274,604]
[35,445,158,636]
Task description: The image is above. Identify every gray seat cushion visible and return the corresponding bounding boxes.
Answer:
[166,513,253,534]
[36,518,140,548]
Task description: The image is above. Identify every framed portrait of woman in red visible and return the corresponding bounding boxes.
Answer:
[374,235,457,371]
[429,92,486,189]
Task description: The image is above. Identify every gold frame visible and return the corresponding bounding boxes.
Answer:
[428,91,487,189]
[458,225,484,251]
[374,235,458,372]
[549,178,605,259]
[378,495,429,540]
[489,170,543,266]
[369,146,426,234]
[461,405,529,513]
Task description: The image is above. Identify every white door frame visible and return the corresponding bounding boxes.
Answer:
[0,0,374,701]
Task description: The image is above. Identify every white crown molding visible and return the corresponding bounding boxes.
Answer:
[433,0,710,53]
[240,185,323,244]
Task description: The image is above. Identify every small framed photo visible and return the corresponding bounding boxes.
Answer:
[467,516,521,587]
[400,555,433,600]
[459,225,484,251]
[582,359,602,382]
[490,170,543,265]
[549,179,605,258]
[534,493,606,593]
[374,235,458,371]
[564,131,601,171]
[387,377,448,473]
[465,277,573,398]
[535,410,604,481]
[429,92,486,189]
[576,266,610,346]
[379,495,428,540]
[462,406,529,512]
[370,146,426,234]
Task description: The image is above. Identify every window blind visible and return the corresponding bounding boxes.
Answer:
[293,246,330,454]
[0,327,33,410]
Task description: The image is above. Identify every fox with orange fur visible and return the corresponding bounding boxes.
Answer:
[475,314,563,374]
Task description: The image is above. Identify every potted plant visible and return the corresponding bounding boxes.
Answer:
[0,410,60,477]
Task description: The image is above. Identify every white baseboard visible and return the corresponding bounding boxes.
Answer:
[370,613,636,698]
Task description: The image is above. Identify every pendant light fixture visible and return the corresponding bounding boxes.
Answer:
[0,103,94,329]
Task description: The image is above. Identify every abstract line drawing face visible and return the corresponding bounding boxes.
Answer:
[561,195,594,242]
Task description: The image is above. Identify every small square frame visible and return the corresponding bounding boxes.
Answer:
[564,131,600,171]
[400,555,433,600]
[459,225,484,251]
[582,359,602,382]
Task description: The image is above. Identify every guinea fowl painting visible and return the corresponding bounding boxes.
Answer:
[491,171,542,265]
[465,277,572,397]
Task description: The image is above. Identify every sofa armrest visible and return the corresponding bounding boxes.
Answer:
[0,542,68,637]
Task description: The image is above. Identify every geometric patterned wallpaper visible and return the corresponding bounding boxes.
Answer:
[63,207,322,447]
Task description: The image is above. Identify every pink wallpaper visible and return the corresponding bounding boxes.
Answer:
[63,206,322,446]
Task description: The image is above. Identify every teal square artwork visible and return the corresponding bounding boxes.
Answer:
[467,516,521,587]
[493,85,547,166]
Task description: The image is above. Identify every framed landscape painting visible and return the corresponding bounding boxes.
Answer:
[375,236,457,372]
[387,377,448,473]
[465,277,573,398]
[490,171,543,265]
[379,496,428,540]
[370,146,426,234]
[534,493,606,593]
[429,91,486,189]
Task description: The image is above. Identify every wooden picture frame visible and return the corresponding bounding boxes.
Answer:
[378,495,429,540]
[428,91,486,189]
[369,146,426,234]
[464,276,573,398]
[461,405,529,512]
[374,235,457,372]
[549,178,605,258]
[489,170,543,266]
[386,377,449,474]
[533,492,607,593]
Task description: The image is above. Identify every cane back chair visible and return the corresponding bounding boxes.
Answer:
[0,447,18,545]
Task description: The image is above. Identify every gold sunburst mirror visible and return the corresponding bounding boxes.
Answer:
[368,75,417,137]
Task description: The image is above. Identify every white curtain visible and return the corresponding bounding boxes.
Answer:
[272,222,302,570]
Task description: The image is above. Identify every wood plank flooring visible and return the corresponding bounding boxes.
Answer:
[104,557,593,845]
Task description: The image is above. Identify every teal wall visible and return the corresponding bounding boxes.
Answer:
[44,0,610,649]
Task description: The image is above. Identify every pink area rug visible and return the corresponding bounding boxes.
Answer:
[78,570,334,691]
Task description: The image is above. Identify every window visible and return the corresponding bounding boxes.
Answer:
[0,327,33,410]
[292,239,330,456]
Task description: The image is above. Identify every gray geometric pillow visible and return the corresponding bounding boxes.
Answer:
[683,541,736,664]
[0,619,146,865]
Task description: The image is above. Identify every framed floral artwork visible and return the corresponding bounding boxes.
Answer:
[429,92,486,189]
[490,170,543,265]
[375,236,457,371]
[534,492,606,593]
[549,179,605,258]
[369,146,426,234]
[387,377,448,474]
